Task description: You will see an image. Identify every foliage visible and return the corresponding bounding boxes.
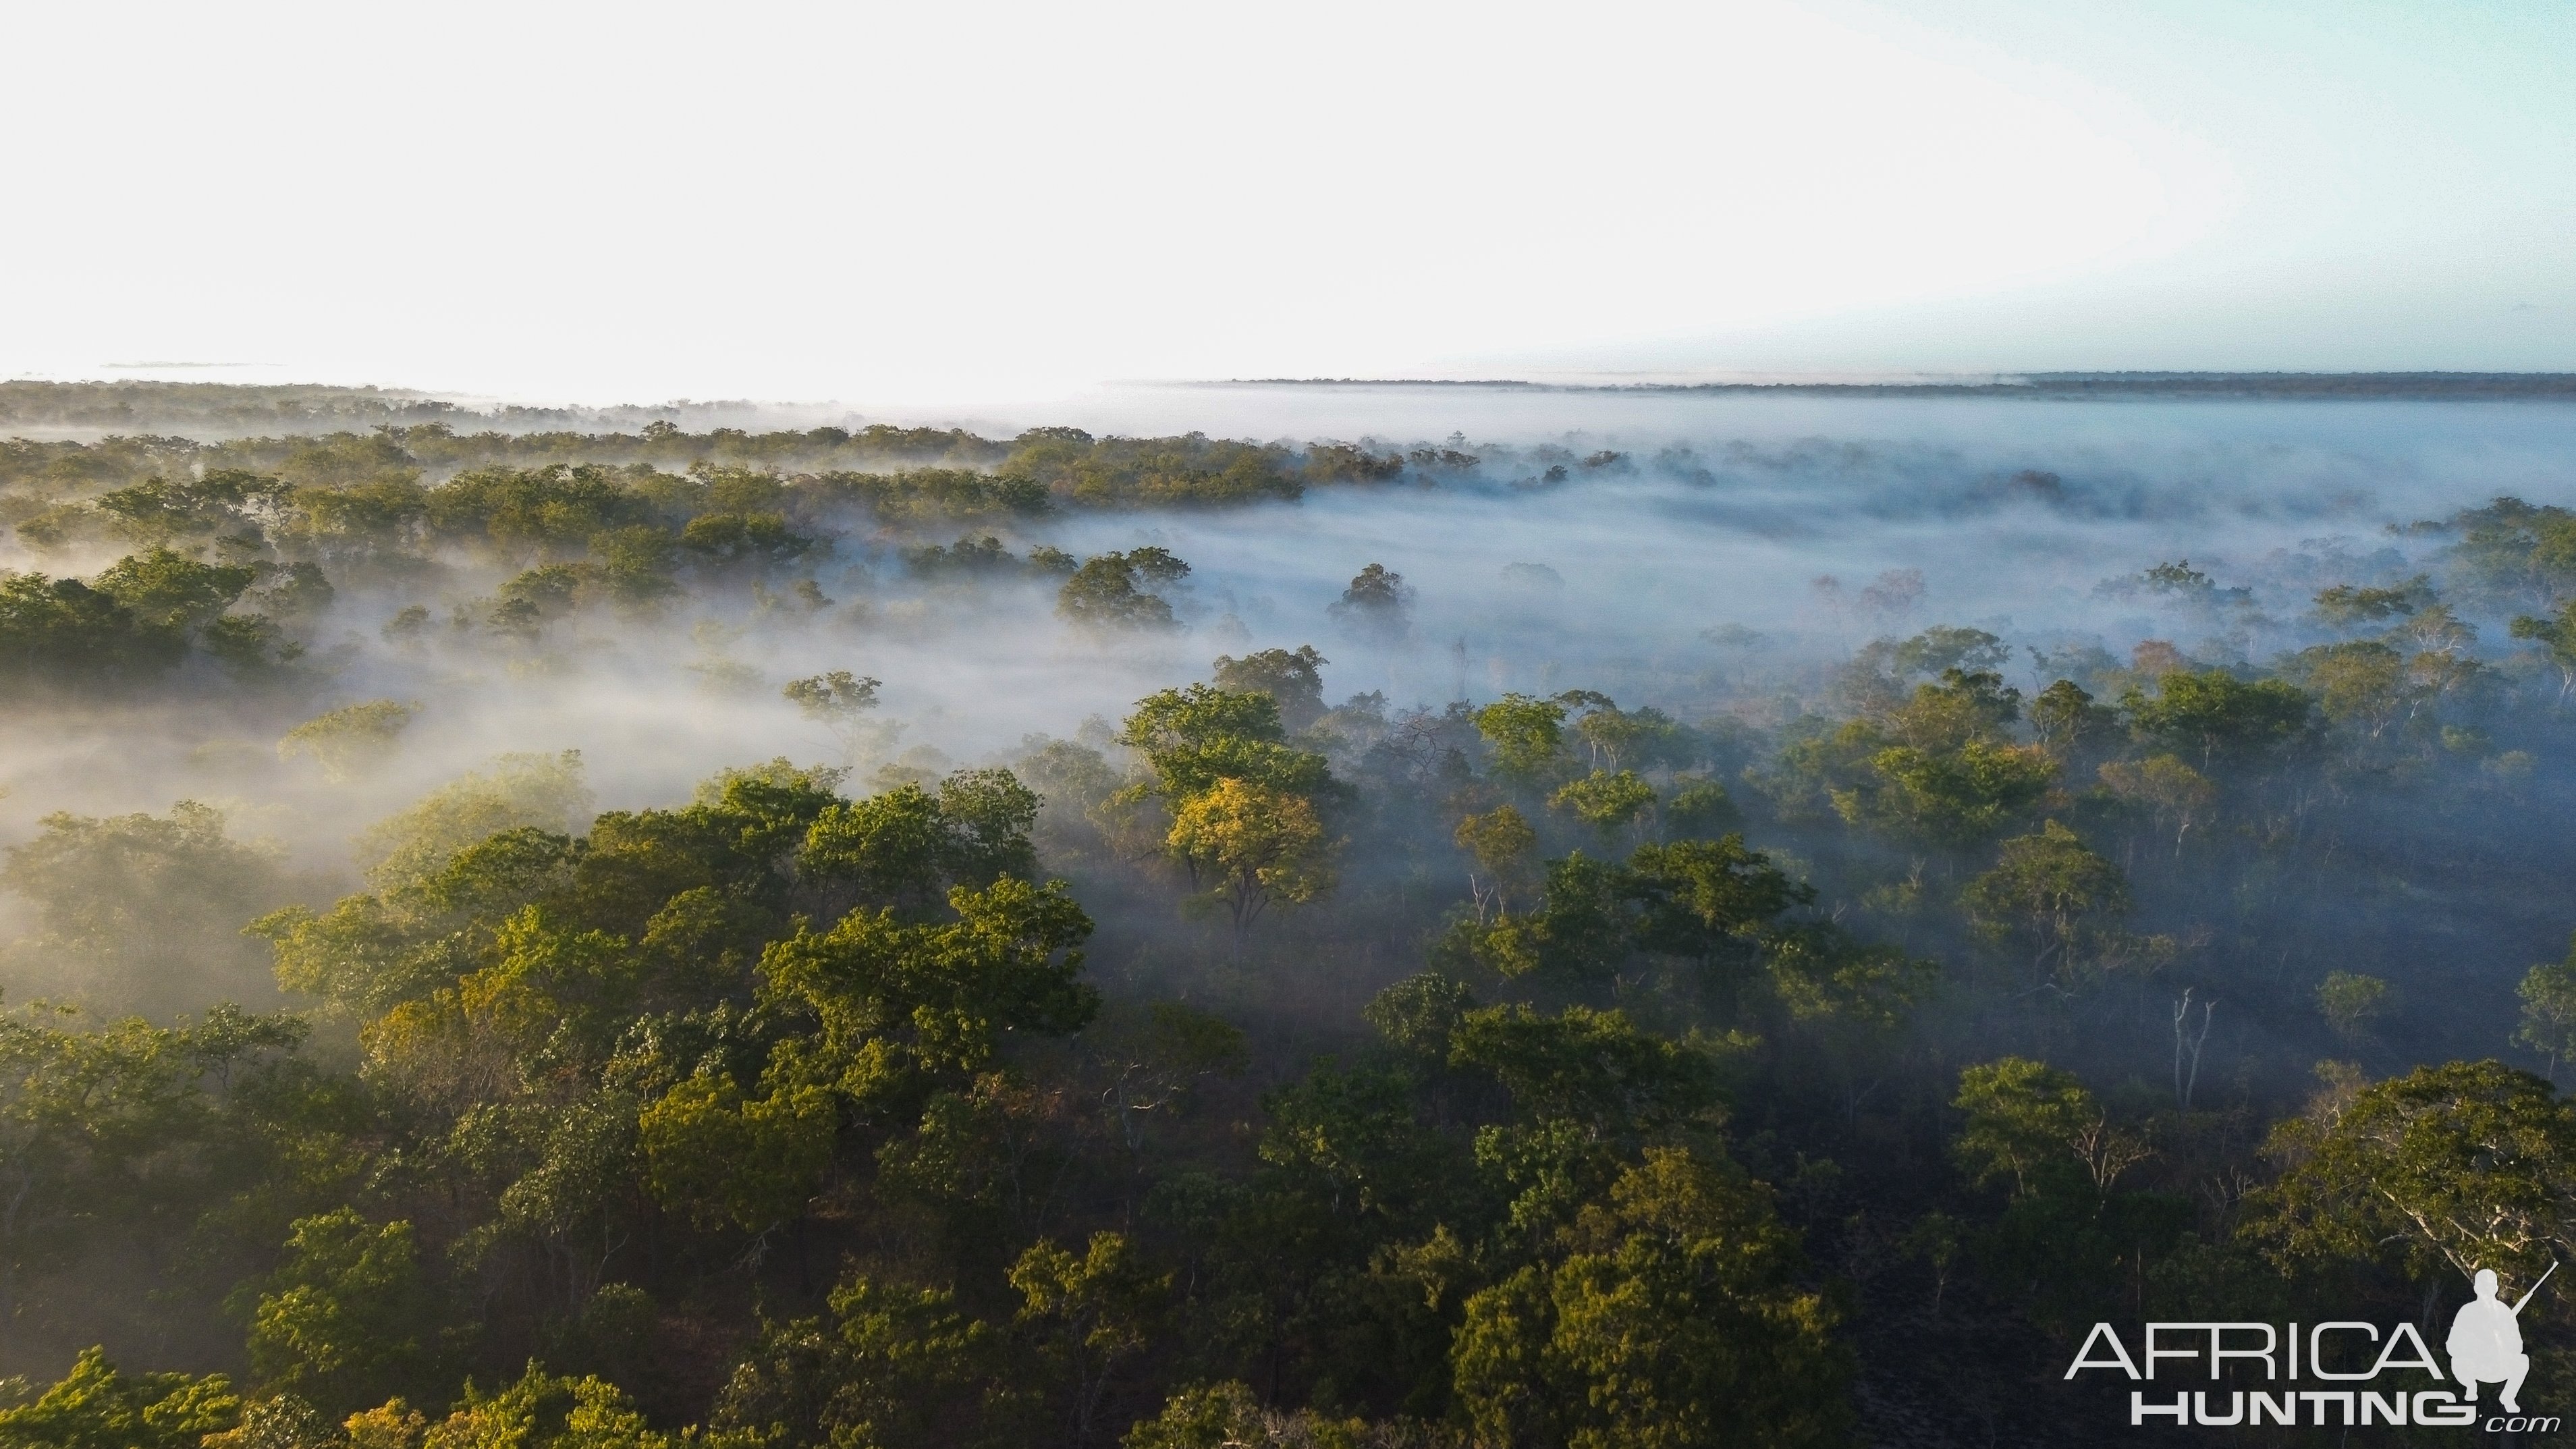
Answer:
[279,701,418,783]
[2120,668,2313,769]
[1060,549,1191,631]
[2249,1060,2576,1283]
[1960,823,2130,985]
[1,802,289,1012]
[1450,1148,1850,1449]
[239,1209,445,1415]
[1211,647,1329,733]
[2315,971,2390,1044]
[0,1348,238,1449]
[1167,780,1338,939]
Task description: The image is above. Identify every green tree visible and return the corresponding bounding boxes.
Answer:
[2249,1059,2576,1284]
[1,800,288,1013]
[0,1348,239,1449]
[2517,939,2576,1080]
[1166,778,1338,948]
[2313,576,2432,628]
[1547,769,1655,839]
[1454,804,1538,915]
[1210,646,1329,732]
[783,670,889,765]
[1451,1147,1850,1449]
[1118,686,1332,801]
[1660,780,1741,840]
[92,547,256,633]
[1012,1232,1171,1448]
[711,1275,1025,1449]
[1960,822,2129,987]
[1836,737,2055,850]
[1952,1057,2150,1204]
[2029,679,2118,755]
[1328,564,1410,641]
[2095,754,2216,855]
[277,701,418,784]
[0,573,174,689]
[2121,668,2313,770]
[757,877,1099,1109]
[414,1363,678,1449]
[638,1073,835,1232]
[356,752,593,894]
[1472,694,1568,786]
[238,1209,444,1415]
[1060,550,1190,631]
[2509,599,2576,703]
[2315,971,2390,1045]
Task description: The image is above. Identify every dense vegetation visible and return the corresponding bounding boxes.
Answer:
[8,395,2576,1445]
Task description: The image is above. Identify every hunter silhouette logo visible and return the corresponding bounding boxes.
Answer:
[2450,1261,2552,1414]
[2064,1261,2560,1431]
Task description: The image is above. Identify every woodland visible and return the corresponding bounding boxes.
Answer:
[4,393,2576,1446]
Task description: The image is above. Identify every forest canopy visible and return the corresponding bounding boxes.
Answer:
[7,385,2576,1444]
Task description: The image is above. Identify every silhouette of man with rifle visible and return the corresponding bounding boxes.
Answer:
[2450,1261,2554,1414]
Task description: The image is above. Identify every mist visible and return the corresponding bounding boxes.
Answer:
[9,387,2571,838]
[9,379,2576,1444]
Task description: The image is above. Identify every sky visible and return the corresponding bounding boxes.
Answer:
[1,0,2569,405]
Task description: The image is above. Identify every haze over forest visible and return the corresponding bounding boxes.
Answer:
[7,377,2576,1446]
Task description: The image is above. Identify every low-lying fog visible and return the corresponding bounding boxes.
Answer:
[5,385,2574,915]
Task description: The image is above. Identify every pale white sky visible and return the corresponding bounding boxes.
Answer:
[1,0,2569,405]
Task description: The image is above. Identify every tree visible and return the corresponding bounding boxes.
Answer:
[2313,576,2432,628]
[0,801,288,1013]
[799,785,962,912]
[1571,702,1681,771]
[1838,738,2056,850]
[2249,1060,2576,1286]
[1472,694,1568,786]
[1624,836,1812,968]
[2315,971,2390,1045]
[1118,686,1331,801]
[1060,550,1190,631]
[238,1210,444,1416]
[1209,646,1330,734]
[2289,640,2412,741]
[2509,599,2576,703]
[92,547,256,634]
[2029,679,2118,756]
[1454,804,1537,916]
[2517,939,2576,1081]
[1451,1147,1851,1449]
[1961,822,2129,987]
[277,701,418,783]
[2121,669,2312,770]
[2095,754,2216,855]
[1449,1005,1722,1146]
[937,768,1043,887]
[0,572,176,689]
[1952,1058,2151,1205]
[1012,1232,1170,1448]
[1547,769,1655,840]
[1328,564,1410,642]
[1166,779,1338,947]
[678,511,817,576]
[757,877,1099,1106]
[1661,780,1741,839]
[356,752,592,894]
[0,1348,239,1449]
[711,1276,1024,1449]
[782,671,886,765]
[638,1073,835,1232]
[409,1363,678,1449]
